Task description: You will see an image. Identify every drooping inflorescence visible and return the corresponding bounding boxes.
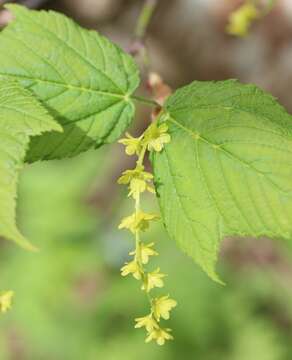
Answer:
[118,119,177,345]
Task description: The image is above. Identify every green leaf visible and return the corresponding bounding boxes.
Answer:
[0,79,61,250]
[0,4,139,161]
[153,80,292,282]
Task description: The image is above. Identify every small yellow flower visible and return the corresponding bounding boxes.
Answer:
[143,122,171,152]
[130,242,158,264]
[118,165,154,199]
[152,295,177,321]
[129,178,145,199]
[119,211,159,233]
[118,133,143,156]
[0,290,14,313]
[226,3,259,37]
[118,165,152,184]
[142,268,165,292]
[145,327,174,346]
[121,260,142,280]
[135,314,158,332]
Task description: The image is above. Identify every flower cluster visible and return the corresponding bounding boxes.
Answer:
[0,290,14,313]
[226,2,259,37]
[118,119,176,345]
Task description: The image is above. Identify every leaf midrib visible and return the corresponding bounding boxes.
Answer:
[11,8,126,94]
[0,73,128,101]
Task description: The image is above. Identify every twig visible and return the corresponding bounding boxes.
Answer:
[128,0,158,63]
[131,95,159,108]
[135,0,158,40]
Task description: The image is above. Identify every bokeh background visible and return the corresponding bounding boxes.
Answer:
[1,0,292,359]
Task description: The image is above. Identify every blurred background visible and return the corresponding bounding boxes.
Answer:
[1,0,292,359]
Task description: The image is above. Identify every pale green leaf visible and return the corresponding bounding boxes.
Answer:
[0,79,61,250]
[153,80,292,282]
[0,4,139,161]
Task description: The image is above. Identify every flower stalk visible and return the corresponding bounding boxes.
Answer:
[118,118,177,345]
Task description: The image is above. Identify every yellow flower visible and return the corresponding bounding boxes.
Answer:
[118,165,154,199]
[152,295,177,320]
[135,314,158,332]
[145,327,174,346]
[118,132,143,156]
[226,3,259,37]
[0,291,14,313]
[118,166,152,184]
[129,178,146,199]
[118,211,159,233]
[121,260,142,280]
[130,242,158,264]
[142,268,165,292]
[143,122,171,152]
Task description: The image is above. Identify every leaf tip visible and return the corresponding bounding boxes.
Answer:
[8,231,39,253]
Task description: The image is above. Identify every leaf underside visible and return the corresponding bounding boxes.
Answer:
[0,4,140,161]
[153,80,292,282]
[0,79,61,250]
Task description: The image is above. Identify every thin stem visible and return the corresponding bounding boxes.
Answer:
[137,144,147,167]
[129,0,158,69]
[133,144,153,305]
[135,0,158,40]
[131,95,160,108]
[134,192,142,267]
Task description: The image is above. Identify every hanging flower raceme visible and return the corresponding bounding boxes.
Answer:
[118,118,177,345]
